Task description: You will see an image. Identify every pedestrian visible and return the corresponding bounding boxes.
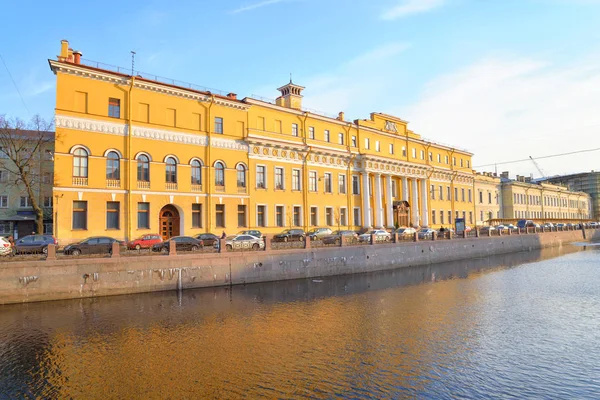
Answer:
[7,235,14,247]
[221,231,227,239]
[439,226,445,232]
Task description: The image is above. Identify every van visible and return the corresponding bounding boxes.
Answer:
[516,219,534,229]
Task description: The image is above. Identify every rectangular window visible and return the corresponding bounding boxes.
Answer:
[19,196,30,208]
[453,157,456,166]
[432,210,436,225]
[488,192,492,204]
[351,136,357,147]
[106,201,120,229]
[108,98,120,118]
[353,208,361,226]
[467,160,470,168]
[447,186,451,200]
[456,211,459,220]
[340,208,347,226]
[216,204,225,227]
[214,117,223,134]
[308,126,315,139]
[439,185,443,200]
[437,154,441,163]
[292,169,301,191]
[275,167,284,190]
[256,166,266,189]
[365,138,370,150]
[431,185,435,200]
[324,173,332,193]
[276,206,284,227]
[0,195,8,208]
[392,180,397,198]
[448,211,452,225]
[480,191,484,204]
[339,174,346,194]
[237,205,246,227]
[293,206,301,226]
[441,210,445,224]
[445,155,449,164]
[429,152,433,161]
[375,141,380,152]
[292,123,298,137]
[137,202,149,229]
[352,175,360,195]
[192,204,203,228]
[460,159,464,167]
[469,211,473,224]
[412,148,417,158]
[468,189,472,203]
[44,196,53,208]
[338,133,344,145]
[309,171,317,192]
[454,188,458,201]
[461,188,465,202]
[402,147,407,157]
[256,205,266,227]
[0,170,6,181]
[325,207,333,226]
[73,201,87,230]
[310,206,318,226]
[420,150,425,160]
[389,144,394,154]
[324,130,330,142]
[480,210,484,222]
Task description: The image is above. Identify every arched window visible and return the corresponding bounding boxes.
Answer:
[73,148,88,177]
[106,151,120,180]
[215,162,225,187]
[137,154,150,181]
[165,157,177,183]
[236,164,246,188]
[191,160,202,185]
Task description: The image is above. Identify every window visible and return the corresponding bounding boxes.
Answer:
[454,187,458,201]
[447,211,452,225]
[488,192,492,204]
[106,201,120,229]
[432,210,436,224]
[429,152,433,161]
[460,159,464,167]
[138,202,149,229]
[469,211,473,224]
[215,162,225,187]
[352,175,360,195]
[215,204,225,227]
[108,98,120,118]
[412,148,417,158]
[257,205,266,227]
[309,171,317,192]
[19,196,30,208]
[137,154,150,182]
[480,211,484,222]
[73,148,88,177]
[353,208,361,226]
[293,206,301,226]
[214,117,223,134]
[44,196,53,208]
[392,180,397,197]
[453,157,456,166]
[308,126,315,139]
[256,165,266,189]
[461,188,465,202]
[292,123,298,137]
[437,154,441,163]
[276,206,284,227]
[402,147,407,157]
[192,204,203,228]
[479,191,483,204]
[445,155,449,164]
[340,208,347,226]
[237,205,246,227]
[275,167,284,190]
[324,130,330,142]
[365,138,370,150]
[338,174,346,194]
[468,189,472,203]
[191,160,202,185]
[375,141,380,152]
[420,150,425,160]
[456,211,459,220]
[73,201,87,230]
[325,207,333,226]
[389,144,394,154]
[439,185,443,200]
[467,160,470,168]
[441,210,445,224]
[292,169,301,191]
[236,164,246,188]
[0,170,6,182]
[447,186,451,200]
[351,136,357,147]
[310,206,318,226]
[431,185,435,200]
[106,151,120,180]
[165,157,177,183]
[338,133,344,145]
[324,173,332,193]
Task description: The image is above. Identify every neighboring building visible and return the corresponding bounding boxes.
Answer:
[543,171,600,220]
[0,130,55,239]
[49,40,476,243]
[473,172,502,226]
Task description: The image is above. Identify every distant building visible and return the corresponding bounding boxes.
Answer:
[542,171,600,220]
[473,172,502,226]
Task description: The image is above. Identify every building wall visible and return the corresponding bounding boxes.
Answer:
[545,172,600,220]
[474,174,502,226]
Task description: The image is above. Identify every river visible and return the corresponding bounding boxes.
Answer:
[1,244,599,399]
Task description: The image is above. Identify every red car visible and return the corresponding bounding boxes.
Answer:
[127,234,162,250]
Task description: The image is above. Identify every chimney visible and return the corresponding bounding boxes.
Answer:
[67,47,74,63]
[226,92,237,100]
[501,171,509,179]
[59,40,69,61]
[73,50,82,64]
[337,112,345,121]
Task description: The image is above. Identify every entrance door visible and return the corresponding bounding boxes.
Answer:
[159,205,180,240]
[394,201,410,227]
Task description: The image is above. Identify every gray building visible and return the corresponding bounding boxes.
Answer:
[543,171,600,220]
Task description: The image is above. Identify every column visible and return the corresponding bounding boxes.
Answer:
[385,175,394,228]
[361,172,372,228]
[421,179,429,227]
[411,178,420,227]
[374,173,383,228]
[402,177,409,201]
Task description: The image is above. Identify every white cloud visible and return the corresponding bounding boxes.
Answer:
[400,54,600,177]
[381,0,446,20]
[232,0,286,13]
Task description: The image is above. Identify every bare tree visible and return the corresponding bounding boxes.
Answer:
[0,115,54,234]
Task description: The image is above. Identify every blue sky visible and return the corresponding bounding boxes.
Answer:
[2,0,600,176]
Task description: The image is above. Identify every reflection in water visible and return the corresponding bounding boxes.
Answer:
[1,245,599,399]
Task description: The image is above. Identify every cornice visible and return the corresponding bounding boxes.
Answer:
[55,114,128,136]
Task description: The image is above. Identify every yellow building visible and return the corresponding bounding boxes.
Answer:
[49,40,475,243]
[473,172,502,226]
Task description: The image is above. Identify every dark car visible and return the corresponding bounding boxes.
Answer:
[517,219,535,229]
[322,230,358,245]
[63,236,122,256]
[152,236,203,253]
[238,230,263,239]
[12,234,58,255]
[195,233,220,247]
[273,229,305,242]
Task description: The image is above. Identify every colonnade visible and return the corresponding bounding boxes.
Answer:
[361,172,429,229]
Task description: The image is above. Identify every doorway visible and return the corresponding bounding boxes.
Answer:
[159,205,180,240]
[394,201,410,227]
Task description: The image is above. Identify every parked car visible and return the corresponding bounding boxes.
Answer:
[238,230,263,239]
[517,219,535,229]
[194,233,220,247]
[152,236,204,253]
[322,230,358,245]
[506,224,517,230]
[127,234,162,250]
[358,229,391,242]
[12,234,58,255]
[273,229,306,242]
[556,223,566,229]
[225,234,264,251]
[495,224,507,231]
[543,222,554,229]
[396,227,417,237]
[479,226,496,233]
[0,237,12,256]
[417,228,436,239]
[307,228,333,241]
[63,236,123,256]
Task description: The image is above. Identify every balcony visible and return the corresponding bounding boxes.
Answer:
[137,181,150,189]
[165,182,178,191]
[72,177,88,186]
[106,179,121,188]
[191,184,203,192]
[215,185,225,193]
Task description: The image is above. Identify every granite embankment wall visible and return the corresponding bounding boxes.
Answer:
[1,229,599,305]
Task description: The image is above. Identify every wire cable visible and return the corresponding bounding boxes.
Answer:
[474,147,600,169]
[0,53,31,117]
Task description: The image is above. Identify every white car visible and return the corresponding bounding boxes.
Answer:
[0,237,12,256]
[225,234,265,251]
[358,230,391,242]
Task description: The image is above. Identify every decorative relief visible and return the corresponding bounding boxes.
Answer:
[272,149,278,156]
[263,148,269,155]
[253,147,259,154]
[55,115,127,136]
[281,150,287,157]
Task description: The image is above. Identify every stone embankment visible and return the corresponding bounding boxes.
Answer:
[1,228,598,305]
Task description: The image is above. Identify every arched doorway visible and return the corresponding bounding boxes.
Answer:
[394,201,410,227]
[159,205,180,240]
